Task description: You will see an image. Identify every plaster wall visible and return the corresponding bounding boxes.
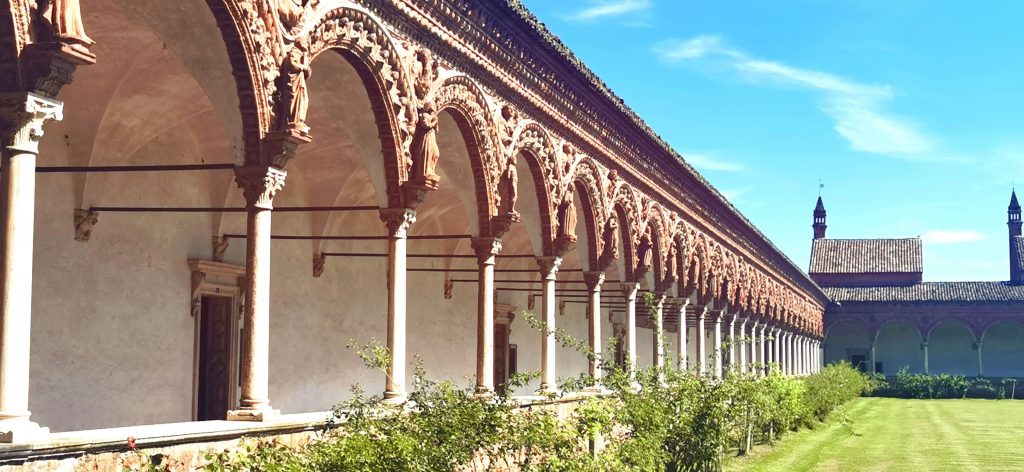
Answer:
[928,322,977,376]
[980,321,1024,377]
[824,321,869,367]
[875,321,923,374]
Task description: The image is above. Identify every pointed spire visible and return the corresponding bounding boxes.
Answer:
[1010,190,1020,212]
[813,196,827,240]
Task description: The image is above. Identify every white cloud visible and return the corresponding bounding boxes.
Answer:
[655,35,934,157]
[922,230,986,244]
[568,0,650,21]
[683,153,744,172]
[720,188,749,202]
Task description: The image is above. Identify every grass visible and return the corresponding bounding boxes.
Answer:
[725,397,1024,472]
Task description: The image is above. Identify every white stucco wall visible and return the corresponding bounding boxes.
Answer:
[981,321,1024,377]
[875,321,923,374]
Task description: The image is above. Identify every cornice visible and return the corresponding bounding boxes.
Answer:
[366,0,825,305]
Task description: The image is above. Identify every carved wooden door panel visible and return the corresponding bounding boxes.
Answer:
[198,296,232,421]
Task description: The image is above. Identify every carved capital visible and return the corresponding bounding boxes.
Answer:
[536,256,562,280]
[72,208,97,242]
[471,237,502,264]
[379,208,416,238]
[583,271,606,291]
[235,166,287,209]
[0,93,63,153]
[621,282,639,299]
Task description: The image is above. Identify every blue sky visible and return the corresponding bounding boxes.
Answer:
[520,0,1024,282]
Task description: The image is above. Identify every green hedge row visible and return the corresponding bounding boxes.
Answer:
[867,367,1023,399]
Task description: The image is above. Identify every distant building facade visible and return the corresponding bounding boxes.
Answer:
[818,193,1024,376]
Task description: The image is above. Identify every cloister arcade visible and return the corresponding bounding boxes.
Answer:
[825,314,1024,376]
[0,0,825,449]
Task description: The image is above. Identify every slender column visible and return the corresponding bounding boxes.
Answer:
[654,295,666,372]
[227,166,288,420]
[697,306,708,374]
[712,311,723,378]
[749,319,760,374]
[622,283,640,379]
[537,257,562,393]
[738,317,748,373]
[0,94,63,441]
[728,313,737,372]
[676,299,689,370]
[977,340,984,377]
[785,332,793,376]
[770,329,779,374]
[869,341,877,374]
[759,324,768,376]
[583,272,605,388]
[373,209,416,403]
[922,341,929,374]
[472,238,501,395]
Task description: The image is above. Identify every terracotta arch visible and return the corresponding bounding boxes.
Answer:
[642,204,669,290]
[301,7,411,207]
[206,0,282,164]
[567,157,606,269]
[431,75,500,236]
[609,181,642,280]
[510,121,558,255]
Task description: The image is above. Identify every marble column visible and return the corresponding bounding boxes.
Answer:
[728,313,738,373]
[676,298,689,370]
[0,94,63,441]
[976,340,984,377]
[749,319,760,375]
[738,317,748,374]
[472,238,501,395]
[771,329,780,374]
[654,295,666,372]
[584,271,605,388]
[537,256,562,393]
[375,209,416,403]
[922,341,929,374]
[622,283,640,379]
[759,324,768,376]
[785,332,793,376]
[712,311,723,378]
[697,306,708,374]
[228,166,288,420]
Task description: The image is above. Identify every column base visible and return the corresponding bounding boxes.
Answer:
[0,415,49,444]
[226,406,280,422]
[473,388,495,400]
[382,391,407,405]
[535,386,558,396]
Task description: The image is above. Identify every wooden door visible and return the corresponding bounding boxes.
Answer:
[198,296,233,421]
[494,324,509,393]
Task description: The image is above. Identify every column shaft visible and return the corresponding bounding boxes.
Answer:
[623,283,639,378]
[697,307,707,374]
[584,272,605,387]
[677,301,689,370]
[738,319,748,373]
[472,238,500,394]
[378,209,415,403]
[538,257,561,392]
[713,312,722,378]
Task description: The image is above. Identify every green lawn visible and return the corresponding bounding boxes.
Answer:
[726,397,1024,472]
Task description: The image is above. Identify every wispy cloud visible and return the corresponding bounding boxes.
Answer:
[684,153,744,172]
[720,188,750,202]
[922,230,986,244]
[568,0,650,21]
[654,35,934,157]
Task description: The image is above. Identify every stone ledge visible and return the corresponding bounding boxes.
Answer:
[0,411,333,465]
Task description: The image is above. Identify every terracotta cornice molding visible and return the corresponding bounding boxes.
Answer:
[364,0,823,303]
